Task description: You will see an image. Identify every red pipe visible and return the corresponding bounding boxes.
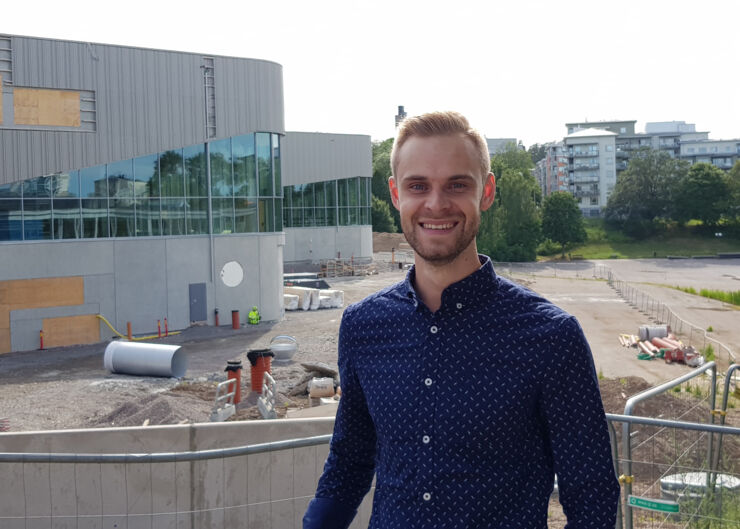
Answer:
[39,330,44,350]
[157,319,162,338]
[164,318,169,337]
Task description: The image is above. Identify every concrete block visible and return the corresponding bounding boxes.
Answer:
[50,464,76,518]
[150,462,176,518]
[270,498,293,529]
[224,454,248,511]
[248,502,271,529]
[270,449,294,502]
[101,463,127,518]
[76,463,102,515]
[174,461,193,529]
[0,463,25,516]
[23,462,51,516]
[126,463,152,515]
[292,446,317,499]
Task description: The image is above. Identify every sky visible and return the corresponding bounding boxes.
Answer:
[3,0,740,146]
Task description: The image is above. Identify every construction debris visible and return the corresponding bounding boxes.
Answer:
[619,328,704,366]
[284,287,344,311]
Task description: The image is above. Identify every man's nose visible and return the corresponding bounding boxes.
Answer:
[424,188,450,211]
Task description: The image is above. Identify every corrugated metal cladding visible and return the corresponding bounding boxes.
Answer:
[281,132,372,185]
[0,35,284,185]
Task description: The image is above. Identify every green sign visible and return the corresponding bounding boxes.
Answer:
[628,495,679,513]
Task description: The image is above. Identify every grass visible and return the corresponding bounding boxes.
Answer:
[674,286,740,308]
[539,219,740,260]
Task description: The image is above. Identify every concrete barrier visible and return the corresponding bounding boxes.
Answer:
[0,418,378,529]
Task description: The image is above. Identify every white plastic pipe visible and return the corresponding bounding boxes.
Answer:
[104,341,187,378]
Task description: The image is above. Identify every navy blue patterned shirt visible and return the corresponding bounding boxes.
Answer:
[304,256,619,529]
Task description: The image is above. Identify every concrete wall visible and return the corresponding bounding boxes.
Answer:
[283,226,372,264]
[0,34,284,184]
[0,418,375,528]
[0,233,284,352]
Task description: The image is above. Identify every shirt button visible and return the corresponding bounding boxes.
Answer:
[424,378,433,387]
[456,302,463,309]
[430,325,438,334]
[423,492,431,501]
[422,435,430,444]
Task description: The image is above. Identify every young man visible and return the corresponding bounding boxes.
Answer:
[304,111,619,528]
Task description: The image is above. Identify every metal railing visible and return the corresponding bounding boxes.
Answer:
[596,265,737,372]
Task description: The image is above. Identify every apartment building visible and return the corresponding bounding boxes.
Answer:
[563,129,617,217]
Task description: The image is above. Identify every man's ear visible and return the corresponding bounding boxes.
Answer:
[388,176,401,211]
[480,172,496,211]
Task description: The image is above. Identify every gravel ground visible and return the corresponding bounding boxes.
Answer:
[0,235,737,433]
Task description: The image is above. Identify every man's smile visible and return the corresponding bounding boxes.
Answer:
[420,222,457,230]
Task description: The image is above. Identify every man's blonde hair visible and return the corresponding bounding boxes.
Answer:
[390,111,491,179]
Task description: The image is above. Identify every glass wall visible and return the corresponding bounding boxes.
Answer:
[0,132,283,242]
[283,177,371,228]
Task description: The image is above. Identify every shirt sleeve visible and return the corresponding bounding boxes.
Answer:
[303,306,377,529]
[540,316,621,529]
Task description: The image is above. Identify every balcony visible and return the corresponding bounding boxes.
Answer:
[572,178,599,185]
[571,150,599,157]
[573,189,600,198]
[573,163,599,171]
[616,162,628,171]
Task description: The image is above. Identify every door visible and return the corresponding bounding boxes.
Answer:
[189,283,207,323]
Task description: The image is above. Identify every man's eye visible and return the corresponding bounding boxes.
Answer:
[451,182,467,190]
[410,184,426,191]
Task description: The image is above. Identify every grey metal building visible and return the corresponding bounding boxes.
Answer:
[281,132,373,270]
[0,34,287,353]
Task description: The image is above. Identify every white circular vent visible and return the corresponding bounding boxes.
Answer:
[220,261,244,287]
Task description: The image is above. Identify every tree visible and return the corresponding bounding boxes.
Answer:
[724,161,740,222]
[478,169,541,262]
[371,195,397,233]
[527,143,548,165]
[491,142,534,182]
[674,163,729,226]
[541,192,586,257]
[371,138,399,231]
[604,148,689,236]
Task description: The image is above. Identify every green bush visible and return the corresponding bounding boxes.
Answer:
[536,238,561,256]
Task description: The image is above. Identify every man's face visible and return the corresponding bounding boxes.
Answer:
[389,134,495,266]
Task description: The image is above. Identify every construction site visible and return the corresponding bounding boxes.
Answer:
[1,233,739,528]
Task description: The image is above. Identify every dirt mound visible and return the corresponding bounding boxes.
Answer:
[92,391,213,428]
[373,232,409,253]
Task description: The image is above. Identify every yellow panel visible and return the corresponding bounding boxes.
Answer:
[4,277,85,310]
[0,329,9,354]
[14,87,80,127]
[42,314,100,348]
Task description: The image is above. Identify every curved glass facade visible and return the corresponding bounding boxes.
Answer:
[282,177,371,228]
[0,132,282,241]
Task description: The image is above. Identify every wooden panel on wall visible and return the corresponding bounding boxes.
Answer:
[14,87,81,127]
[3,277,85,310]
[0,329,9,354]
[42,314,99,348]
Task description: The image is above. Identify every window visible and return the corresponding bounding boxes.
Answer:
[210,139,233,197]
[620,127,626,133]
[256,133,272,197]
[605,145,613,152]
[233,134,257,197]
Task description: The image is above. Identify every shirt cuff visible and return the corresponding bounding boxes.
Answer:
[303,497,357,529]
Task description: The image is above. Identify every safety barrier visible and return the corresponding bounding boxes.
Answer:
[1,366,737,528]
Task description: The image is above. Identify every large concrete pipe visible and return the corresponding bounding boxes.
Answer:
[104,341,187,378]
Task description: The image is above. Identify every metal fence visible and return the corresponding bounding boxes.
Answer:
[1,366,738,528]
[595,265,737,373]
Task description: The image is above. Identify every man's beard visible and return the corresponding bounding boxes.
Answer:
[401,215,480,266]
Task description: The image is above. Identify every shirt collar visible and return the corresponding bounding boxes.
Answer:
[401,254,499,310]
